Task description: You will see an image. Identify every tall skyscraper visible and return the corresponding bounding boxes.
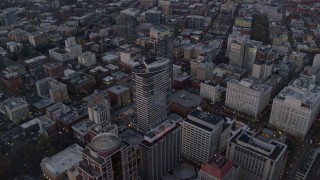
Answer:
[132,57,172,133]
[115,8,139,39]
[227,129,287,180]
[78,133,138,180]
[139,114,182,180]
[149,25,173,59]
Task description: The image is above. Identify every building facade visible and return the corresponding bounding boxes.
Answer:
[269,77,320,138]
[226,130,287,180]
[139,115,182,180]
[132,57,172,133]
[225,78,271,121]
[78,133,138,180]
[4,98,29,122]
[181,109,224,164]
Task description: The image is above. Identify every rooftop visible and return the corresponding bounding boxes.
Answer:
[229,130,287,161]
[24,55,47,64]
[229,78,272,94]
[38,115,55,127]
[41,144,83,176]
[3,98,28,110]
[90,133,121,153]
[188,109,224,126]
[107,85,129,94]
[144,114,182,144]
[20,118,39,129]
[170,90,203,108]
[276,77,320,109]
[72,119,96,134]
[119,128,144,151]
[200,155,236,179]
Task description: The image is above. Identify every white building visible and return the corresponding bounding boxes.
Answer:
[313,54,320,69]
[181,109,224,164]
[269,77,320,138]
[65,37,82,59]
[200,81,224,102]
[3,98,29,122]
[225,78,272,121]
[88,102,111,125]
[78,51,96,66]
[226,130,287,180]
[40,144,83,180]
[140,114,182,180]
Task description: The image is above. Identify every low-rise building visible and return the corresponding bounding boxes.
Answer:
[29,31,48,46]
[107,85,131,106]
[61,72,96,94]
[72,119,96,143]
[36,77,68,103]
[3,98,29,122]
[43,62,65,79]
[40,144,83,180]
[170,90,204,118]
[78,51,96,66]
[49,48,72,62]
[38,115,57,137]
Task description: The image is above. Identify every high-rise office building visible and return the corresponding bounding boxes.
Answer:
[145,9,162,25]
[132,57,172,133]
[269,77,320,138]
[78,133,138,180]
[228,41,246,68]
[149,25,173,59]
[181,109,224,164]
[115,8,139,39]
[185,15,205,30]
[225,78,272,121]
[226,130,287,180]
[139,114,182,180]
[243,40,262,73]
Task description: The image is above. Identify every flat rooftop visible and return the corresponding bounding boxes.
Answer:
[170,90,203,108]
[229,78,272,94]
[107,85,129,94]
[72,119,96,134]
[41,144,83,176]
[119,128,144,151]
[3,98,28,110]
[276,77,320,109]
[188,109,224,126]
[229,130,287,161]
